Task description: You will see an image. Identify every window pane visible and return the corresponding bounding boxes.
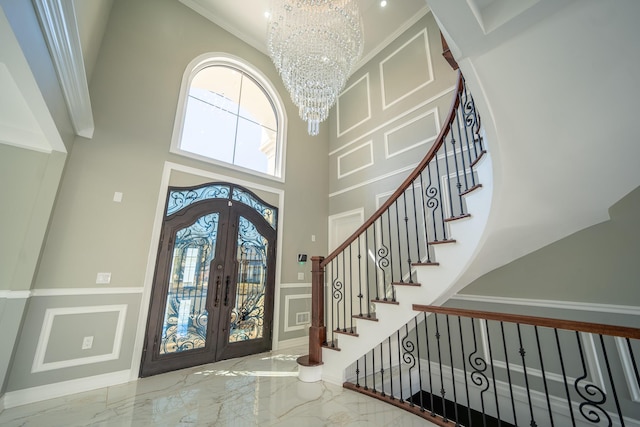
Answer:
[176,60,281,178]
[181,88,237,163]
[239,76,277,131]
[191,66,241,114]
[234,117,267,172]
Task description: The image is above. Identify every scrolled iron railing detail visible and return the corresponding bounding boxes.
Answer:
[310,72,487,351]
[343,305,640,426]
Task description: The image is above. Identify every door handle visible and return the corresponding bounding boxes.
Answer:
[214,275,221,307]
[224,275,230,306]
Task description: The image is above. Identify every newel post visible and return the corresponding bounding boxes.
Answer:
[308,255,326,365]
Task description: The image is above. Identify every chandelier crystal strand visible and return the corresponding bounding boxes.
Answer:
[268,0,364,136]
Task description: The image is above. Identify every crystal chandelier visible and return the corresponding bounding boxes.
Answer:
[267,0,364,136]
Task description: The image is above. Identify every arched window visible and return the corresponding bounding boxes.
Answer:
[171,54,287,180]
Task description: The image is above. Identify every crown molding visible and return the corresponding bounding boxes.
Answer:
[33,0,94,138]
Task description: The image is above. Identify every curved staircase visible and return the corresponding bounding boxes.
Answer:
[299,72,494,385]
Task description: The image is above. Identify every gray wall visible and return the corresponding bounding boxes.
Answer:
[327,12,457,220]
[4,0,328,394]
[457,184,640,306]
[0,0,77,398]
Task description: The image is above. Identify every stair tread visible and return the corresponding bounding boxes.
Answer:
[371,298,399,305]
[428,239,456,245]
[461,183,482,196]
[391,281,421,287]
[334,327,358,337]
[323,340,341,351]
[353,313,378,321]
[444,213,471,222]
[411,262,439,266]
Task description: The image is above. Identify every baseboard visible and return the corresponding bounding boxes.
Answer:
[275,336,308,351]
[2,369,132,409]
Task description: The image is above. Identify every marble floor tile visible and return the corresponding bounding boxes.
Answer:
[0,346,434,426]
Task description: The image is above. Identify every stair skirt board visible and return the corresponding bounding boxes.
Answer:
[345,358,640,427]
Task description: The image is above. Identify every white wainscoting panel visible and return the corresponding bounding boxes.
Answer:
[31,304,127,373]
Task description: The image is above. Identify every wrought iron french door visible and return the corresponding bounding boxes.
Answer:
[140,183,277,377]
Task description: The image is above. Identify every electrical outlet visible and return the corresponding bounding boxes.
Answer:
[297,272,304,280]
[82,336,94,350]
[96,272,111,284]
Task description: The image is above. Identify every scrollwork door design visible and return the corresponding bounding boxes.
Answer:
[140,183,277,377]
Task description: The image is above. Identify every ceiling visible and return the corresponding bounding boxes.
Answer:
[178,0,430,70]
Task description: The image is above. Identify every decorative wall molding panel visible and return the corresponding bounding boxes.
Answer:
[384,108,440,159]
[32,304,127,373]
[337,74,371,137]
[0,290,31,299]
[380,29,433,110]
[283,294,311,332]
[329,85,454,157]
[337,140,374,179]
[31,287,144,296]
[329,163,418,198]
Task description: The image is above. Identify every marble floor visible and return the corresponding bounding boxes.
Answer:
[0,345,434,426]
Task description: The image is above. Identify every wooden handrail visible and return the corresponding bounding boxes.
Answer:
[414,304,640,339]
[320,71,465,268]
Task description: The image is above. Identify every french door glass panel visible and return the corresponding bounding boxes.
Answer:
[229,216,268,343]
[159,213,218,355]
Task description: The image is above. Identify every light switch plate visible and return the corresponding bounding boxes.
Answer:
[297,272,304,280]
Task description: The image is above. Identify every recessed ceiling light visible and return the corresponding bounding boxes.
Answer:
[380,0,387,7]
[264,11,270,19]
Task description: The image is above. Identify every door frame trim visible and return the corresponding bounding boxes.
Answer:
[130,161,285,380]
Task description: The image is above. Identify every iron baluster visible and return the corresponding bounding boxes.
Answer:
[386,209,395,287]
[339,253,345,333]
[364,229,372,315]
[445,314,460,425]
[411,181,422,263]
[443,131,455,219]
[459,89,476,187]
[364,351,368,391]
[414,316,425,412]
[380,343,386,397]
[454,108,470,194]
[402,192,413,282]
[458,316,473,427]
[355,358,360,388]
[575,332,611,425]
[555,329,576,425]
[451,114,465,214]
[500,322,518,427]
[418,171,433,262]
[357,237,364,317]
[424,313,436,416]
[600,334,624,426]
[433,146,447,238]
[372,221,380,301]
[394,201,404,282]
[517,324,536,427]
[484,320,502,426]
[534,325,554,426]
[372,339,377,393]
[397,329,404,401]
[348,245,354,333]
[377,213,391,301]
[330,261,337,347]
[469,318,489,427]
[402,324,416,407]
[434,313,448,422]
[388,336,395,400]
